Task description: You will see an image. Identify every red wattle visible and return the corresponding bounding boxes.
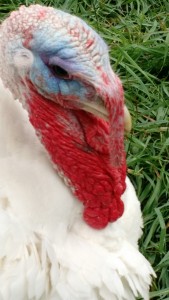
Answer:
[27,85,126,230]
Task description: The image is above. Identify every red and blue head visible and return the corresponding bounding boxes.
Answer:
[0,5,132,229]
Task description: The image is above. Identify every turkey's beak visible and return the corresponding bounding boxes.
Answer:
[82,101,132,133]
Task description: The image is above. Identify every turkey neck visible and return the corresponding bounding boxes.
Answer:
[27,89,126,230]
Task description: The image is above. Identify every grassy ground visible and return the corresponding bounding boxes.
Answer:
[0,0,169,299]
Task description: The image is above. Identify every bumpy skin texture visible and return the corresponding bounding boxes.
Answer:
[0,5,126,229]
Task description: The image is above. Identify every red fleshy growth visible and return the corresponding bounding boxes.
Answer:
[23,30,33,48]
[27,84,126,230]
[37,8,47,19]
[86,39,94,49]
[84,207,109,229]
[106,77,125,167]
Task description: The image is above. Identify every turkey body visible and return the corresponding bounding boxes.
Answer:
[0,5,155,300]
[0,79,154,300]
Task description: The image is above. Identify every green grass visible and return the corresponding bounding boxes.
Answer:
[0,0,169,299]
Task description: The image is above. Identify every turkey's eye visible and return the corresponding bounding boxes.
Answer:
[50,65,70,79]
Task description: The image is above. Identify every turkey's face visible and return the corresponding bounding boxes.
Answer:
[0,5,130,166]
[0,5,130,228]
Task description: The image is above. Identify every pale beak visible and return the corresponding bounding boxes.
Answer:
[124,105,132,133]
[82,101,132,133]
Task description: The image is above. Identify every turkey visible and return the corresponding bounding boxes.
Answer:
[0,5,155,300]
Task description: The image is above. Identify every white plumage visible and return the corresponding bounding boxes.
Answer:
[0,5,155,300]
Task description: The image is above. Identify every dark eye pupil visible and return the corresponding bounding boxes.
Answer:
[51,65,69,79]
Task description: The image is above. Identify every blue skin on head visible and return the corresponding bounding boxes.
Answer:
[29,28,91,101]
